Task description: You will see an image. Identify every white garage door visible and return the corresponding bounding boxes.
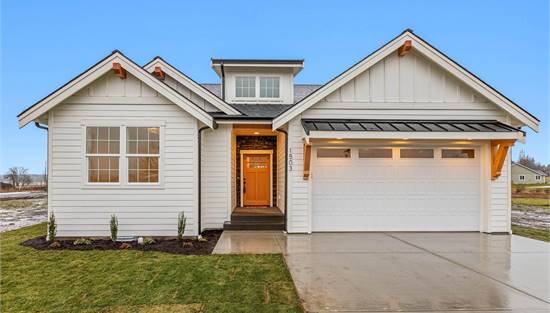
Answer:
[312,146,481,231]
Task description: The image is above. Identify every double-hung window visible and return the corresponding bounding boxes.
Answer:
[260,77,280,98]
[126,127,160,183]
[235,76,256,98]
[86,127,120,183]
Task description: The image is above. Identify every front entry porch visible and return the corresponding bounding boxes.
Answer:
[224,124,287,231]
[223,207,284,230]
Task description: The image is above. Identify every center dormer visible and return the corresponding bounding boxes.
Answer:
[211,59,304,105]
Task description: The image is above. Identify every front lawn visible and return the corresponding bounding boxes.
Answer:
[512,225,550,242]
[512,197,550,207]
[1,224,303,313]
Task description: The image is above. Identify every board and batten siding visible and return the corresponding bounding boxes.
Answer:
[49,72,200,237]
[201,125,232,229]
[303,50,515,125]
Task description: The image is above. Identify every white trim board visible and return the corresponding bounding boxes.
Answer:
[273,30,539,132]
[18,51,215,128]
[239,150,274,207]
[143,57,242,116]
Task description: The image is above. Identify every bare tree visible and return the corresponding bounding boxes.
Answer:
[518,150,549,175]
[4,167,31,190]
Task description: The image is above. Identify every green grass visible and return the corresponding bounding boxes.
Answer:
[1,199,34,209]
[0,224,303,313]
[512,197,550,207]
[512,225,550,242]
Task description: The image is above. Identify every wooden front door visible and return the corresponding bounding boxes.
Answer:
[243,154,271,206]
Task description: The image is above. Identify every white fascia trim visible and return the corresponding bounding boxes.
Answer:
[144,58,241,116]
[273,31,539,132]
[307,131,525,140]
[19,52,214,128]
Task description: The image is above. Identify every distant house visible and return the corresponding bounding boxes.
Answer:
[511,163,548,184]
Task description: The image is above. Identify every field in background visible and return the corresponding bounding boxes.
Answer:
[511,184,549,242]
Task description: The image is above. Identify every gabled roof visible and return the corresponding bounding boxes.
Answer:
[143,57,242,115]
[512,162,548,176]
[273,29,540,131]
[18,51,215,128]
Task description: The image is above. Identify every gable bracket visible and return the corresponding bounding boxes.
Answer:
[491,139,515,180]
[153,66,165,80]
[112,63,127,79]
[398,40,412,57]
[303,143,312,180]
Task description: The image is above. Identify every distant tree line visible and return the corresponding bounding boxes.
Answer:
[518,150,549,175]
[2,165,47,191]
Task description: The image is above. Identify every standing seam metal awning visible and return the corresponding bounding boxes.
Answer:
[301,119,524,135]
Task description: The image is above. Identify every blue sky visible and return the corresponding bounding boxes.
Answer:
[1,0,548,173]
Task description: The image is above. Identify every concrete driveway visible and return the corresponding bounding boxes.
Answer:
[214,231,550,312]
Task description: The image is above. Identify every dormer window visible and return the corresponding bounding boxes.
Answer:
[235,76,256,98]
[260,77,280,98]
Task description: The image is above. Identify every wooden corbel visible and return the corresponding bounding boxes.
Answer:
[398,40,412,57]
[153,66,165,80]
[491,140,515,180]
[112,63,127,79]
[303,143,312,180]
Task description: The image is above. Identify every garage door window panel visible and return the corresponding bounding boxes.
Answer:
[317,148,351,158]
[359,148,392,159]
[400,149,434,159]
[442,149,475,159]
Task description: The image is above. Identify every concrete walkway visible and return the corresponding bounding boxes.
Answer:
[214,231,550,313]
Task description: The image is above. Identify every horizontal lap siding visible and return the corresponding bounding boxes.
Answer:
[489,151,511,233]
[50,102,198,237]
[201,125,231,229]
[287,117,310,233]
[277,132,286,212]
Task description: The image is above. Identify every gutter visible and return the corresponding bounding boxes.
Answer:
[35,122,48,131]
[220,61,226,100]
[276,128,288,232]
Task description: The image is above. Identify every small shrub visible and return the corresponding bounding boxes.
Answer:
[119,243,131,250]
[143,237,155,245]
[47,212,57,243]
[182,241,193,248]
[177,211,187,241]
[110,214,118,242]
[73,238,92,246]
[49,241,60,248]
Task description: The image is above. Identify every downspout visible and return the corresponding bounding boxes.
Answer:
[277,128,288,232]
[220,61,226,100]
[197,125,210,237]
[35,122,48,131]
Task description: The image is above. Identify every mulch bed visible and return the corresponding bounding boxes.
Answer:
[21,230,222,255]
